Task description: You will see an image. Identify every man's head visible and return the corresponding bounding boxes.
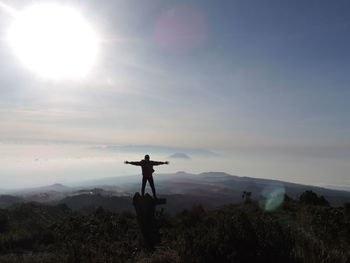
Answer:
[144,154,150,161]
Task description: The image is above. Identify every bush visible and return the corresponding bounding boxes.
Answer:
[299,190,329,206]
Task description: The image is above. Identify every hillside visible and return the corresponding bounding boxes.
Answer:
[1,172,349,213]
[71,171,350,207]
[0,192,349,262]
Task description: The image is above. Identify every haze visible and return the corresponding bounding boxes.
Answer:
[1,0,350,189]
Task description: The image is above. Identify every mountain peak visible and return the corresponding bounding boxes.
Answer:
[168,153,191,159]
[51,183,66,187]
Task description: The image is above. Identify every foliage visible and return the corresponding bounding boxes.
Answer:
[0,191,349,262]
[299,190,329,206]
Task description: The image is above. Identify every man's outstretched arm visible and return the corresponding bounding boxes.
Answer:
[124,161,142,166]
[151,161,169,166]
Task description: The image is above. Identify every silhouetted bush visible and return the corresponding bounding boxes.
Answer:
[299,190,330,206]
[0,193,349,262]
[162,203,295,263]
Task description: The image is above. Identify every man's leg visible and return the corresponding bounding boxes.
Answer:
[148,176,157,198]
[141,176,147,196]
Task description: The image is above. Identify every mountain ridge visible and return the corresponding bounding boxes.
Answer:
[0,172,349,211]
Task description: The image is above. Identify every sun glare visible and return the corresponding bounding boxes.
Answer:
[7,4,98,80]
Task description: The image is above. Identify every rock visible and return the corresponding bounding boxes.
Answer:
[132,193,166,250]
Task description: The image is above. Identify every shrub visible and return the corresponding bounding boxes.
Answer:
[299,190,329,206]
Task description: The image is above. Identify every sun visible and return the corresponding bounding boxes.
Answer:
[7,4,98,80]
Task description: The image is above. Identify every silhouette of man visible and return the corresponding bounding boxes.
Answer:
[125,155,169,198]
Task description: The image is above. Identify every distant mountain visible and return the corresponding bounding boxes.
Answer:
[19,183,70,193]
[318,184,350,192]
[73,171,350,207]
[168,153,191,159]
[2,172,350,212]
[10,183,71,203]
[8,183,70,195]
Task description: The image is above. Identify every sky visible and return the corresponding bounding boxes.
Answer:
[0,0,350,189]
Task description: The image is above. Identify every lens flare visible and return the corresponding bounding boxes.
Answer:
[261,185,285,211]
[155,5,207,53]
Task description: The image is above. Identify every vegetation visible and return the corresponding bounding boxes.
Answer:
[0,191,349,263]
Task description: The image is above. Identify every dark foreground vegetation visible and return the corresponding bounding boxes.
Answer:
[0,191,349,263]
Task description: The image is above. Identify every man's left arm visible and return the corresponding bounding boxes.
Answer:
[151,161,169,166]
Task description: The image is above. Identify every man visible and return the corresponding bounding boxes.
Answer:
[125,155,169,198]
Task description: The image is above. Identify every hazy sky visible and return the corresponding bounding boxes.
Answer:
[0,0,350,189]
